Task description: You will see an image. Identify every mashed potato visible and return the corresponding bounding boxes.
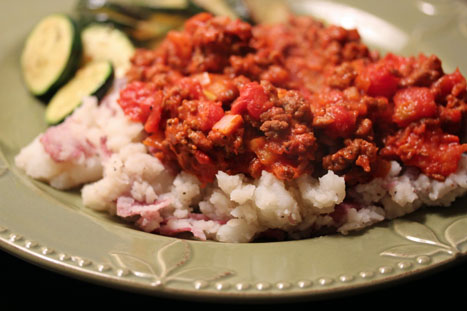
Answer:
[14,81,467,242]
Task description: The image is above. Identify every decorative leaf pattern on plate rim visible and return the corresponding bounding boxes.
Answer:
[109,239,234,287]
[381,217,467,259]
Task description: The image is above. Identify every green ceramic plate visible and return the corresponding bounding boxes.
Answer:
[1,0,466,303]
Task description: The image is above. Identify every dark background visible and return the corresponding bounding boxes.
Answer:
[1,248,465,307]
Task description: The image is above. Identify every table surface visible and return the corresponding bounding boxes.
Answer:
[2,247,466,307]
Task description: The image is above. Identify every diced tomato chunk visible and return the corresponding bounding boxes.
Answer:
[144,91,163,133]
[432,68,466,98]
[381,53,414,76]
[392,87,438,127]
[197,101,225,132]
[324,89,345,104]
[439,106,462,130]
[118,81,159,123]
[356,62,399,98]
[194,150,211,165]
[231,82,271,119]
[230,98,247,115]
[325,104,357,138]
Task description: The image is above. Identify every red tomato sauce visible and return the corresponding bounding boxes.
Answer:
[118,13,467,184]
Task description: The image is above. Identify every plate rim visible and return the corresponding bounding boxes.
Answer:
[0,230,464,303]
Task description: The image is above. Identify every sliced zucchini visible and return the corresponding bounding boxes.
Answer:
[76,0,255,47]
[109,0,190,11]
[45,61,114,124]
[190,0,241,19]
[21,14,82,99]
[223,0,253,22]
[81,24,135,78]
[76,5,141,30]
[76,0,191,27]
[131,12,187,42]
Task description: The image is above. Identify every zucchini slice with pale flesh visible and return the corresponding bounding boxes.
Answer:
[21,14,82,99]
[82,24,135,78]
[45,61,114,125]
